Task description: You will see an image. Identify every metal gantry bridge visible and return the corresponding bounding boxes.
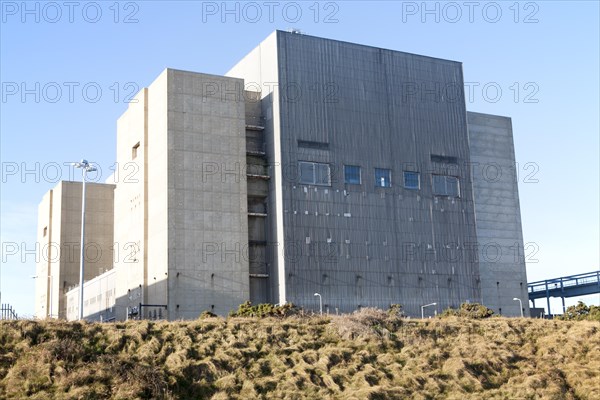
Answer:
[528,270,600,315]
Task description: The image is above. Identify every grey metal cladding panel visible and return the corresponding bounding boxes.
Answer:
[277,33,471,169]
[276,32,479,314]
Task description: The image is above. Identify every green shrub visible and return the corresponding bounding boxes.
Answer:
[387,304,405,318]
[228,301,299,318]
[199,311,218,319]
[556,301,600,321]
[440,303,494,319]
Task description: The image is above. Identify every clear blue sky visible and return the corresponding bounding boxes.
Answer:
[1,1,598,317]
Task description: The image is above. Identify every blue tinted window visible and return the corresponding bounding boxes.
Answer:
[344,165,361,185]
[375,168,391,187]
[404,171,420,189]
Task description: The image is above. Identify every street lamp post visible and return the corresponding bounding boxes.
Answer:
[421,302,437,319]
[73,159,96,321]
[314,293,322,315]
[513,297,524,317]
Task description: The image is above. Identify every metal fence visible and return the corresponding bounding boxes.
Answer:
[1,304,18,320]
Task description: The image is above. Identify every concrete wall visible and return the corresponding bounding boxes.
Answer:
[113,69,251,319]
[467,111,530,317]
[35,188,56,318]
[146,71,170,316]
[165,70,250,318]
[113,87,148,320]
[35,181,115,319]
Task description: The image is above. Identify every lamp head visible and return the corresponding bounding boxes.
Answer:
[72,159,96,172]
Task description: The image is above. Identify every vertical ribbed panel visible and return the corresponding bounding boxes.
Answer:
[276,31,480,316]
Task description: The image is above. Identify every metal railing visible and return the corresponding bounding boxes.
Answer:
[1,304,18,320]
[528,271,600,293]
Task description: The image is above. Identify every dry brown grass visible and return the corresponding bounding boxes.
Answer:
[0,315,598,399]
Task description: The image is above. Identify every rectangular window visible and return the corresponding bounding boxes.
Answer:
[315,163,330,186]
[431,154,458,165]
[344,165,361,185]
[375,168,391,187]
[43,226,47,237]
[446,176,459,197]
[432,175,460,197]
[298,161,331,186]
[433,175,446,194]
[298,140,329,150]
[404,171,420,190]
[132,142,140,159]
[299,162,313,183]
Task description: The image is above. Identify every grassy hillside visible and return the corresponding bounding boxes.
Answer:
[1,310,598,399]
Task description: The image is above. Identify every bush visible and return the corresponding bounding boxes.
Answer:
[228,301,299,318]
[199,311,218,319]
[387,304,405,318]
[332,307,403,339]
[440,303,494,319]
[556,301,600,321]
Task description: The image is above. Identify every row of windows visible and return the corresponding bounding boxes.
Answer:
[298,161,460,197]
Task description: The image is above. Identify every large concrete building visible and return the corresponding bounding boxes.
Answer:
[112,71,252,320]
[38,31,529,320]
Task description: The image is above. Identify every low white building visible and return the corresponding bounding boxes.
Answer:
[65,269,116,321]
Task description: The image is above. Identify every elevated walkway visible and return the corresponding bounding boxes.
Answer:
[528,271,600,315]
